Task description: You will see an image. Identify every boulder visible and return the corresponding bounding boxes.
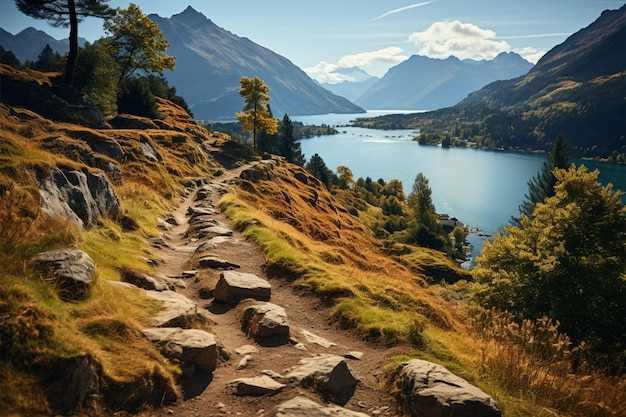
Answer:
[145,290,204,328]
[242,302,290,339]
[229,375,285,396]
[36,167,121,229]
[285,354,358,405]
[31,249,95,300]
[142,327,217,373]
[392,359,501,417]
[275,396,369,417]
[213,271,271,304]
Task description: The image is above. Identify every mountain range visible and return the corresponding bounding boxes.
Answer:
[148,6,363,120]
[354,52,533,110]
[0,27,86,64]
[354,5,626,158]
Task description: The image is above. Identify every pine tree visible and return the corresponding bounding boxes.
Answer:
[33,43,60,71]
[305,154,333,187]
[512,135,570,226]
[279,114,306,165]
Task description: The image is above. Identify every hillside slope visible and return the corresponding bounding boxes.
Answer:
[150,6,364,120]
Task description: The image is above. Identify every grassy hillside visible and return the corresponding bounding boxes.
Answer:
[0,65,624,416]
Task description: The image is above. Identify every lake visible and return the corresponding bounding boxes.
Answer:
[293,112,626,264]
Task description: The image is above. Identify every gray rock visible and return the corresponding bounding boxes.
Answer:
[229,375,285,396]
[198,256,240,270]
[145,290,204,328]
[300,329,336,348]
[275,396,370,417]
[196,225,233,239]
[242,302,290,339]
[142,327,217,373]
[140,138,163,163]
[213,271,271,304]
[36,167,121,229]
[31,249,95,300]
[285,354,358,405]
[392,359,501,417]
[119,269,168,291]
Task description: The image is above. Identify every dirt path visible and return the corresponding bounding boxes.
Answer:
[139,163,404,416]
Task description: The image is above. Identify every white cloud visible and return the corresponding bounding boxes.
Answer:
[373,1,438,21]
[304,47,408,83]
[408,20,511,61]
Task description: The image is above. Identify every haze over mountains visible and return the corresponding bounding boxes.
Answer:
[353,52,532,110]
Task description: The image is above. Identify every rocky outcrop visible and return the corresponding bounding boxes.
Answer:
[141,327,218,373]
[391,359,501,417]
[36,167,121,229]
[31,249,95,300]
[285,354,359,405]
[213,271,272,304]
[275,396,370,417]
[242,302,290,340]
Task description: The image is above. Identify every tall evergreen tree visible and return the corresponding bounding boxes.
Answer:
[15,0,114,85]
[33,43,61,71]
[279,114,306,165]
[305,153,333,187]
[0,45,21,67]
[512,135,570,226]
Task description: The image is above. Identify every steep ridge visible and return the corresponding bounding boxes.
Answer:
[149,6,364,120]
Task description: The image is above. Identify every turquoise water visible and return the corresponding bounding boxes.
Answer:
[293,112,626,261]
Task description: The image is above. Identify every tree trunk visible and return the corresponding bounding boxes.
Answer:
[65,0,78,85]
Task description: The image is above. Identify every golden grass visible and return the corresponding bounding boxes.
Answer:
[220,161,461,344]
[221,159,626,416]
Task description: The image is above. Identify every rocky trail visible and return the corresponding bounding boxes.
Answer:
[137,162,403,416]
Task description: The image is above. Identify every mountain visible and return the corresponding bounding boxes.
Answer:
[353,5,625,159]
[149,6,364,120]
[320,67,379,102]
[0,27,86,64]
[355,52,533,110]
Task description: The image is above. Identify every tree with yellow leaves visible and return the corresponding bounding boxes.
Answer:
[102,3,174,84]
[236,76,278,151]
[473,165,626,360]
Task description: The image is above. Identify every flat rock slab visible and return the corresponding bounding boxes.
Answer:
[275,396,370,417]
[213,271,271,304]
[197,225,233,240]
[242,302,290,339]
[285,354,358,405]
[198,256,240,270]
[229,375,286,396]
[300,329,336,348]
[145,290,199,328]
[392,359,501,417]
[31,249,95,300]
[142,327,217,373]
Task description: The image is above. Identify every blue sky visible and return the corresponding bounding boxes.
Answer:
[1,1,623,81]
